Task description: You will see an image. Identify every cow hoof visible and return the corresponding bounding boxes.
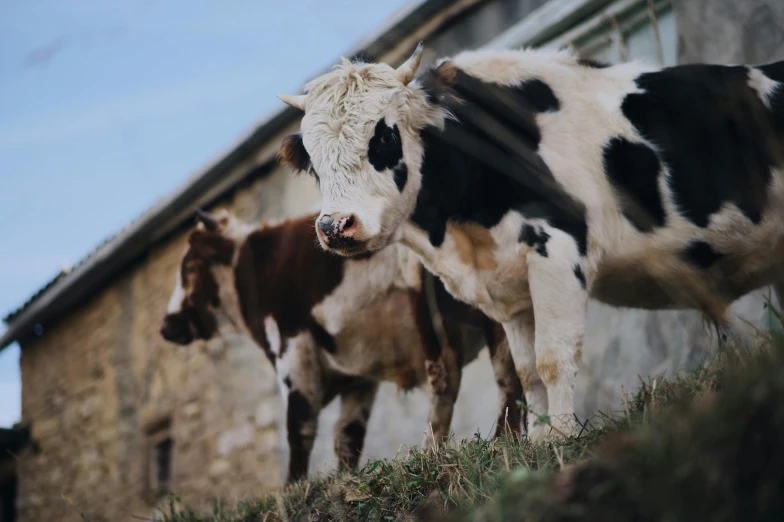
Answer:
[528,415,581,444]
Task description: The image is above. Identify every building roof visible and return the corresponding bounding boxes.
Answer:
[0,0,478,351]
[0,426,30,456]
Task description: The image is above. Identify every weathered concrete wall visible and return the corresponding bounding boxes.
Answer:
[676,0,784,65]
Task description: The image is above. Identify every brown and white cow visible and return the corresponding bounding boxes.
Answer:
[278,43,784,440]
[160,209,523,483]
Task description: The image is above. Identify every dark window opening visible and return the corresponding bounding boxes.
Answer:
[0,476,17,522]
[154,437,173,496]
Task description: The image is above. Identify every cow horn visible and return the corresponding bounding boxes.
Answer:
[195,209,219,232]
[394,41,424,86]
[277,93,307,112]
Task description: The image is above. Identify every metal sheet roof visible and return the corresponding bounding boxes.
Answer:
[0,0,477,350]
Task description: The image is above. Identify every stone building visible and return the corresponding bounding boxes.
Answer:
[1,0,782,520]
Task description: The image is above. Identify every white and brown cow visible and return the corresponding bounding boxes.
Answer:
[278,43,784,440]
[160,209,523,483]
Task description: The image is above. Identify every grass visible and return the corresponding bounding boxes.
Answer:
[155,332,784,522]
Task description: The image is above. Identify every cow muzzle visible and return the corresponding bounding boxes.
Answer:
[160,314,193,345]
[316,213,361,248]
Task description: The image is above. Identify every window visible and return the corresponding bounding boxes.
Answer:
[485,0,677,67]
[153,437,173,496]
[144,418,174,501]
[0,476,16,522]
[548,0,676,66]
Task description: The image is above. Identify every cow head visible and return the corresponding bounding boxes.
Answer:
[278,42,445,256]
[160,209,241,345]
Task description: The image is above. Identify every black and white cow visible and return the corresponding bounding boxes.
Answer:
[278,43,784,440]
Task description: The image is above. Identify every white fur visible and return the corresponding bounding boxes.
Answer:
[264,315,283,357]
[748,67,781,109]
[287,47,784,441]
[166,269,185,314]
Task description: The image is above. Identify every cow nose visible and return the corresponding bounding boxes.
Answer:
[318,214,334,233]
[160,315,192,345]
[318,213,358,240]
[160,318,178,341]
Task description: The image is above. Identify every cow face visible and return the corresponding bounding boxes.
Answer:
[160,210,237,345]
[278,43,441,256]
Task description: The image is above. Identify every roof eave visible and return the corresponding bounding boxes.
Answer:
[0,104,298,350]
[0,0,460,351]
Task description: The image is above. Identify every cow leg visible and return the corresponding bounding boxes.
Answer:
[424,324,463,448]
[409,286,462,449]
[484,319,525,438]
[278,333,324,484]
[773,281,784,320]
[526,229,588,441]
[333,379,378,470]
[285,389,319,483]
[502,310,546,441]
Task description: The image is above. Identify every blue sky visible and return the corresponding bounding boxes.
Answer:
[0,0,412,427]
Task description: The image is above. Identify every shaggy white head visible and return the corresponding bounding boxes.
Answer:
[278,43,444,255]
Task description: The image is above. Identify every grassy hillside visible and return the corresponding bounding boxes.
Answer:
[155,333,784,522]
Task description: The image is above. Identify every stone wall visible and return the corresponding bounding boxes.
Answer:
[15,166,318,522]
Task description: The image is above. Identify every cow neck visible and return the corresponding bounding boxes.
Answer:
[409,66,587,250]
[410,121,559,248]
[232,215,349,358]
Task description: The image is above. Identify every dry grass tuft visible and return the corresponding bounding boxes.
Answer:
[154,330,784,522]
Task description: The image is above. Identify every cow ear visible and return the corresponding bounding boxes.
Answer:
[195,209,219,231]
[278,133,312,174]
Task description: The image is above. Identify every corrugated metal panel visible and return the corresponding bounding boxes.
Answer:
[0,0,483,350]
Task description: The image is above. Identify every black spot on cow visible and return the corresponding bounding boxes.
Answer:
[519,224,550,257]
[286,389,314,481]
[287,390,313,439]
[574,264,587,289]
[393,162,408,192]
[622,64,783,228]
[603,137,666,232]
[309,318,337,354]
[759,62,784,133]
[681,240,723,269]
[413,65,587,252]
[577,57,610,69]
[283,376,292,389]
[368,118,403,172]
[424,69,560,150]
[760,61,784,83]
[342,420,367,457]
[519,201,588,256]
[518,79,560,112]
